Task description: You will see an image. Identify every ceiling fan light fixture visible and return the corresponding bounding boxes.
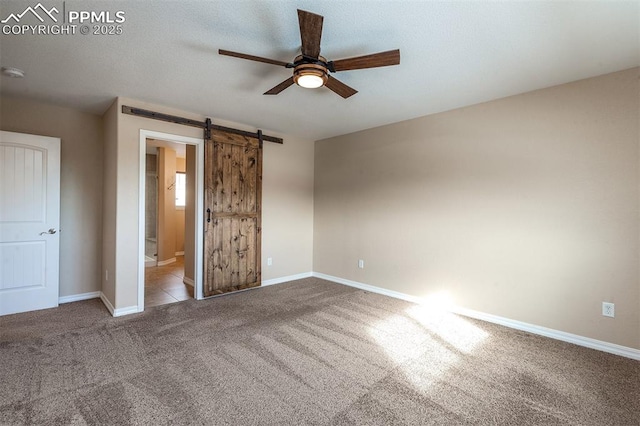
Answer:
[296,73,324,88]
[293,64,328,89]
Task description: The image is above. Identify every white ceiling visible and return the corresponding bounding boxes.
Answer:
[1,1,638,141]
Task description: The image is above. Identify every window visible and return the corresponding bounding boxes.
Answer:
[175,172,186,207]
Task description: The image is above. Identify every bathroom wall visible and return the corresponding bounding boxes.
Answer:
[144,153,157,260]
[157,147,177,264]
[175,157,186,255]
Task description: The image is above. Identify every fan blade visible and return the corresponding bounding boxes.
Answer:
[324,76,358,99]
[330,49,400,72]
[264,77,295,95]
[298,9,323,59]
[219,49,290,67]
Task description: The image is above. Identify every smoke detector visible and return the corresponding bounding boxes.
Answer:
[1,67,25,78]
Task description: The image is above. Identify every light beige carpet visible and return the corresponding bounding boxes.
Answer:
[1,278,638,425]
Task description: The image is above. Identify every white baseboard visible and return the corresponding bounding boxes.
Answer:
[183,277,195,287]
[452,307,640,361]
[157,257,176,267]
[59,291,101,304]
[175,251,184,256]
[99,292,141,317]
[312,272,640,361]
[313,272,423,304]
[100,292,115,315]
[262,272,312,287]
[112,305,141,317]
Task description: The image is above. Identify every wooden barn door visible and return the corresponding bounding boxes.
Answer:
[204,129,262,297]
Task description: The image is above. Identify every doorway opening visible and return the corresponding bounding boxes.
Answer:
[144,140,190,307]
[138,130,204,311]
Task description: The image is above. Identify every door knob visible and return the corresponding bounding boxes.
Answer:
[39,228,57,235]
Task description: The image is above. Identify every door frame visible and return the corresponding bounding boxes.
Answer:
[138,130,205,311]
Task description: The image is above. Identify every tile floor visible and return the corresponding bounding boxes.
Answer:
[144,256,194,308]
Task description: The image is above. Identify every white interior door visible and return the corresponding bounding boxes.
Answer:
[0,131,60,316]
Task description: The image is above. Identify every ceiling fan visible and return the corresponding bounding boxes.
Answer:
[219,9,400,99]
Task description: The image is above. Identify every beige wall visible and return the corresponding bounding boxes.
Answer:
[314,68,640,349]
[0,96,104,298]
[108,97,314,310]
[109,98,203,309]
[102,101,118,303]
[262,130,315,280]
[176,157,186,172]
[175,210,185,254]
[157,147,177,263]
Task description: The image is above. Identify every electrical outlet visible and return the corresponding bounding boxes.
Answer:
[267,257,272,266]
[602,302,615,318]
[358,259,364,269]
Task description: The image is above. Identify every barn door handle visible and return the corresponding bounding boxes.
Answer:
[206,208,211,223]
[40,228,57,235]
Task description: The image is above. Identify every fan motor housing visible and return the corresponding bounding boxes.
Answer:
[293,55,329,87]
